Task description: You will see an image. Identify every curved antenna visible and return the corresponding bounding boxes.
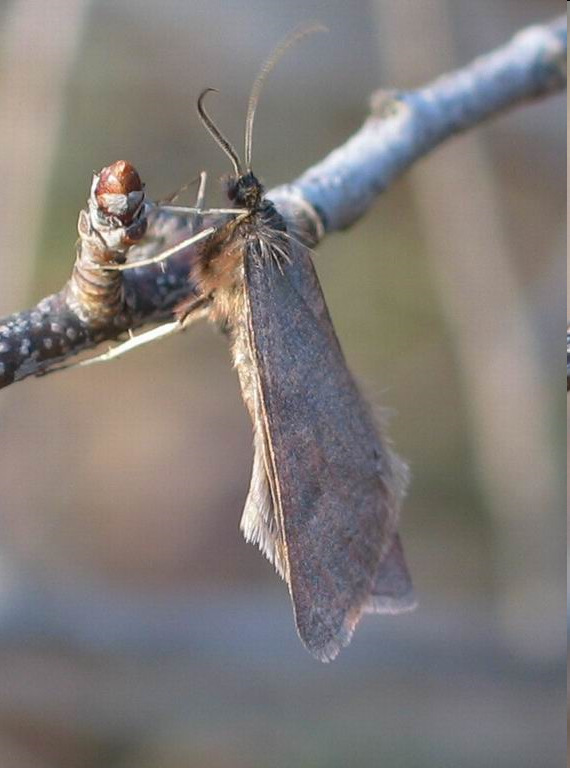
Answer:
[244,23,327,171]
[197,88,242,177]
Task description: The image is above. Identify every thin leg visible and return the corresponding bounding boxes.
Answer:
[195,170,207,211]
[101,225,217,271]
[154,205,249,216]
[192,171,207,235]
[156,174,201,206]
[102,210,249,272]
[77,320,185,366]
[48,299,209,373]
[153,170,247,216]
[156,170,208,208]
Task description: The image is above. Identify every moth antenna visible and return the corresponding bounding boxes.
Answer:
[244,22,327,171]
[197,88,242,177]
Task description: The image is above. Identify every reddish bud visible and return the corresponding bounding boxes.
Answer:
[95,160,144,224]
[96,160,142,198]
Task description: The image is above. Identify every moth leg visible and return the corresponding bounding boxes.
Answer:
[154,173,248,218]
[154,171,206,206]
[159,170,208,208]
[101,225,219,272]
[161,172,251,217]
[102,210,250,272]
[75,321,185,367]
[194,170,207,211]
[157,205,250,216]
[79,297,209,367]
[189,171,207,233]
[46,298,209,374]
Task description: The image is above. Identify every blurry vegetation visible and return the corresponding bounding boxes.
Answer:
[0,1,565,767]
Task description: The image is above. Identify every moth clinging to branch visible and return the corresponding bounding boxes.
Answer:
[169,26,416,661]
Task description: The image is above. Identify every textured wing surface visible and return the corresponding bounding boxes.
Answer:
[244,237,413,661]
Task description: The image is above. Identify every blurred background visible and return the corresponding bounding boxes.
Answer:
[0,1,565,767]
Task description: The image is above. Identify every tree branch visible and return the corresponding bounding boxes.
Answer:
[0,15,565,389]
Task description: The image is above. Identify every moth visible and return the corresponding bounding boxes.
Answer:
[84,27,415,659]
[170,28,416,661]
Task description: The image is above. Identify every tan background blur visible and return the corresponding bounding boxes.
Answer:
[0,1,565,767]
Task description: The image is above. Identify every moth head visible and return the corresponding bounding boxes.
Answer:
[225,171,264,210]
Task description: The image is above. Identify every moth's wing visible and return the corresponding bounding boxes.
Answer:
[243,236,414,662]
[240,425,287,579]
[367,533,416,614]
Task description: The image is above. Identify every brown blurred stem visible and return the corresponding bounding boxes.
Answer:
[0,14,565,389]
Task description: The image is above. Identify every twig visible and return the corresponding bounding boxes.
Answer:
[0,15,565,389]
[283,15,566,232]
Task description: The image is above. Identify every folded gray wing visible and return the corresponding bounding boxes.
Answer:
[242,235,413,661]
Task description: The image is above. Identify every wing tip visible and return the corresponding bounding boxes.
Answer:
[300,591,417,664]
[299,534,417,663]
[302,620,356,663]
[364,588,418,615]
